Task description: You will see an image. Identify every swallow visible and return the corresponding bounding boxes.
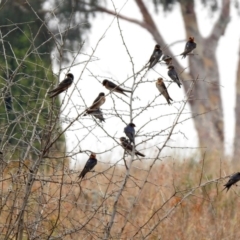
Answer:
[87,108,105,122]
[148,44,162,69]
[120,137,145,157]
[180,37,197,59]
[124,123,136,144]
[223,172,240,192]
[48,73,74,98]
[84,92,106,116]
[162,55,172,65]
[156,78,173,105]
[167,65,182,88]
[78,153,97,179]
[102,79,132,97]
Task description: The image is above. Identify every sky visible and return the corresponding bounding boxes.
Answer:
[51,0,240,167]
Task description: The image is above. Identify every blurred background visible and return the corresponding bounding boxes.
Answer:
[2,0,239,165]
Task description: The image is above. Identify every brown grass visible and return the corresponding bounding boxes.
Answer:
[0,155,240,239]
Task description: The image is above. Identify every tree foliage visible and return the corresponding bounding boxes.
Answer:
[0,0,99,157]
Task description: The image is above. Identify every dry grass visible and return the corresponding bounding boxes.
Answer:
[0,154,240,239]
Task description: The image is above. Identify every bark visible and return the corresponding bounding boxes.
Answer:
[97,0,230,153]
[180,0,229,152]
[233,41,240,164]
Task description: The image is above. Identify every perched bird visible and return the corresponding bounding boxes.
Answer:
[180,37,197,59]
[102,79,132,97]
[78,153,97,179]
[48,73,74,98]
[156,78,173,105]
[84,92,105,116]
[120,137,145,157]
[162,55,172,65]
[87,108,105,122]
[148,44,162,69]
[223,172,240,192]
[167,65,182,88]
[91,92,106,109]
[124,123,136,144]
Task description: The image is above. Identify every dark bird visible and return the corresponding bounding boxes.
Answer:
[120,137,145,157]
[162,55,172,65]
[48,73,74,98]
[78,153,97,179]
[167,65,182,88]
[102,79,132,97]
[124,123,136,144]
[223,172,240,192]
[84,92,106,116]
[180,37,197,59]
[87,108,105,122]
[148,44,162,69]
[156,78,173,105]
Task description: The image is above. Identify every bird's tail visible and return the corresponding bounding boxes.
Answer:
[221,186,229,192]
[120,91,129,97]
[177,82,182,88]
[48,89,57,94]
[222,182,231,192]
[124,89,132,93]
[78,170,86,179]
[180,53,186,59]
[136,151,145,157]
[49,91,61,98]
[167,97,173,105]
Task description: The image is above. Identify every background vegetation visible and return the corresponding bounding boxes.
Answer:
[0,0,240,239]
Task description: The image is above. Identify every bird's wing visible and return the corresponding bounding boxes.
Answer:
[58,78,72,88]
[129,128,135,140]
[49,77,72,93]
[173,70,179,80]
[161,82,167,91]
[185,41,190,52]
[107,81,118,89]
[125,142,133,151]
[149,51,155,63]
[91,96,105,109]
[85,158,97,171]
[92,95,101,104]
[49,89,63,98]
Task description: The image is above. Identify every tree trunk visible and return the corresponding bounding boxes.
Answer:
[179,1,229,153]
[233,40,240,164]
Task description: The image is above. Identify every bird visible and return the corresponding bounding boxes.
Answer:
[91,92,106,109]
[48,73,74,98]
[124,123,136,144]
[223,172,240,192]
[87,108,105,122]
[120,137,145,157]
[162,55,172,65]
[167,65,182,88]
[84,92,106,116]
[78,153,97,179]
[102,79,132,97]
[180,37,197,59]
[156,78,173,105]
[148,44,162,69]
